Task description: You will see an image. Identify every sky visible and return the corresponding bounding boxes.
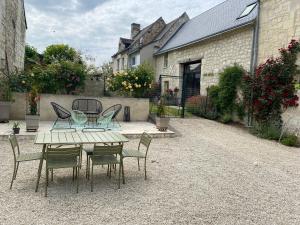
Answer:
[24,0,224,66]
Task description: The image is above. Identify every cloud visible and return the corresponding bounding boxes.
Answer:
[25,0,224,66]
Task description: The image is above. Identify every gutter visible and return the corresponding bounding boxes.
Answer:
[154,20,256,56]
[250,0,260,75]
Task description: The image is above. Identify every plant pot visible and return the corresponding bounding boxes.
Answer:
[0,101,11,123]
[156,116,170,132]
[25,114,40,132]
[13,128,20,134]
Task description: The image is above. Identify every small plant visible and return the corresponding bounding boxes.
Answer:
[220,113,232,124]
[13,121,20,129]
[27,86,40,115]
[280,134,299,147]
[156,100,166,118]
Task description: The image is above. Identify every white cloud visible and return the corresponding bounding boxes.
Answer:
[25,0,224,66]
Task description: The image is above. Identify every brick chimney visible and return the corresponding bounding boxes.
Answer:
[131,23,140,38]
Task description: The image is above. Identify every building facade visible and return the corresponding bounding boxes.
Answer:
[0,0,27,76]
[112,13,189,73]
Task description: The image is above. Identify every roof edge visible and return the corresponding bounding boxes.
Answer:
[155,20,256,55]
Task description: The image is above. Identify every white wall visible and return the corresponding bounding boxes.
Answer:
[10,93,149,121]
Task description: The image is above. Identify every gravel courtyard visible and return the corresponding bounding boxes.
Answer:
[0,118,299,225]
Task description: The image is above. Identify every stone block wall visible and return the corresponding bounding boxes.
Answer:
[0,0,26,76]
[155,26,254,95]
[258,0,300,63]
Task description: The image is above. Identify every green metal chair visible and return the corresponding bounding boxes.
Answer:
[90,144,124,191]
[96,110,115,129]
[71,110,88,126]
[8,134,43,189]
[45,145,82,197]
[122,132,152,182]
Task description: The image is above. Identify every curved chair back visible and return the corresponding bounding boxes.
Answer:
[8,134,19,162]
[138,132,152,157]
[51,102,71,119]
[102,104,122,120]
[97,110,115,127]
[93,144,123,157]
[72,99,102,115]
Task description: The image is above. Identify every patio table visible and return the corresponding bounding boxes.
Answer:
[34,131,129,192]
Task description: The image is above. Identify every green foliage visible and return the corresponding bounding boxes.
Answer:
[55,61,86,94]
[295,83,300,90]
[280,134,299,147]
[220,113,232,124]
[208,64,244,120]
[156,100,166,117]
[27,86,40,115]
[44,44,81,64]
[107,63,154,98]
[250,123,282,140]
[13,121,20,129]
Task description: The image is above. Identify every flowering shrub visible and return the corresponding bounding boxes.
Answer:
[107,63,154,98]
[242,39,300,127]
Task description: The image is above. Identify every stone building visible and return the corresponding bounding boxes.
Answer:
[0,0,27,76]
[155,0,258,96]
[112,13,189,73]
[154,0,300,96]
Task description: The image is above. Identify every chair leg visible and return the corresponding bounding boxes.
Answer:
[45,168,48,197]
[118,163,121,189]
[10,162,17,189]
[144,158,147,180]
[91,164,94,192]
[76,167,79,193]
[86,155,89,179]
[109,164,112,179]
[51,169,54,181]
[107,164,110,177]
[14,162,19,180]
[72,167,75,181]
[137,158,140,171]
[121,159,125,184]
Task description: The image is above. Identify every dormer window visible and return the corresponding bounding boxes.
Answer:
[237,2,257,19]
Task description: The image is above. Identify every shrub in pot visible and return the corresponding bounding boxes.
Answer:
[0,77,13,123]
[12,121,20,134]
[156,100,170,132]
[25,86,40,131]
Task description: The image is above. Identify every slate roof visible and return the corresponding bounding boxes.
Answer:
[157,0,258,54]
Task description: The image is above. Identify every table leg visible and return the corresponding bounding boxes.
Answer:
[35,144,46,192]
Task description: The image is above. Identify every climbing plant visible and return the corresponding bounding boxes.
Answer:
[242,39,300,132]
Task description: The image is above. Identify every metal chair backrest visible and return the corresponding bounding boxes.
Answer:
[8,134,20,161]
[51,102,71,119]
[72,99,103,114]
[138,132,152,156]
[102,104,122,120]
[93,144,123,157]
[97,110,115,125]
[46,145,81,163]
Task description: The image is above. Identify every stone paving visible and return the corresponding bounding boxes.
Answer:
[0,118,299,225]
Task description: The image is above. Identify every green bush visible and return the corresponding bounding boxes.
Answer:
[220,113,232,124]
[44,44,81,64]
[280,135,299,147]
[250,123,281,140]
[207,64,244,120]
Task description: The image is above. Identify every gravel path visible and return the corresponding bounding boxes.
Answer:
[0,118,299,225]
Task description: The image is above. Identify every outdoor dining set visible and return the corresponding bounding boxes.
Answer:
[8,98,153,197]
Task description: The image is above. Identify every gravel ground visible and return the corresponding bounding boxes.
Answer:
[0,118,300,225]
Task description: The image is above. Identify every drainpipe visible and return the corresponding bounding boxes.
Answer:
[248,0,261,127]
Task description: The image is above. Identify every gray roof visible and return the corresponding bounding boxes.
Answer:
[157,0,258,54]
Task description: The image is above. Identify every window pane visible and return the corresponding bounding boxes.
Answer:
[239,3,257,18]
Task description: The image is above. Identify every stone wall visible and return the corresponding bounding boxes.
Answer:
[0,0,26,76]
[258,0,300,63]
[10,93,149,121]
[155,25,254,95]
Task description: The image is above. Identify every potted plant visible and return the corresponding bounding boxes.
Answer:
[0,77,13,123]
[156,100,170,131]
[25,86,40,131]
[12,121,20,134]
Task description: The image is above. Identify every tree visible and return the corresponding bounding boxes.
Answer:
[43,44,82,64]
